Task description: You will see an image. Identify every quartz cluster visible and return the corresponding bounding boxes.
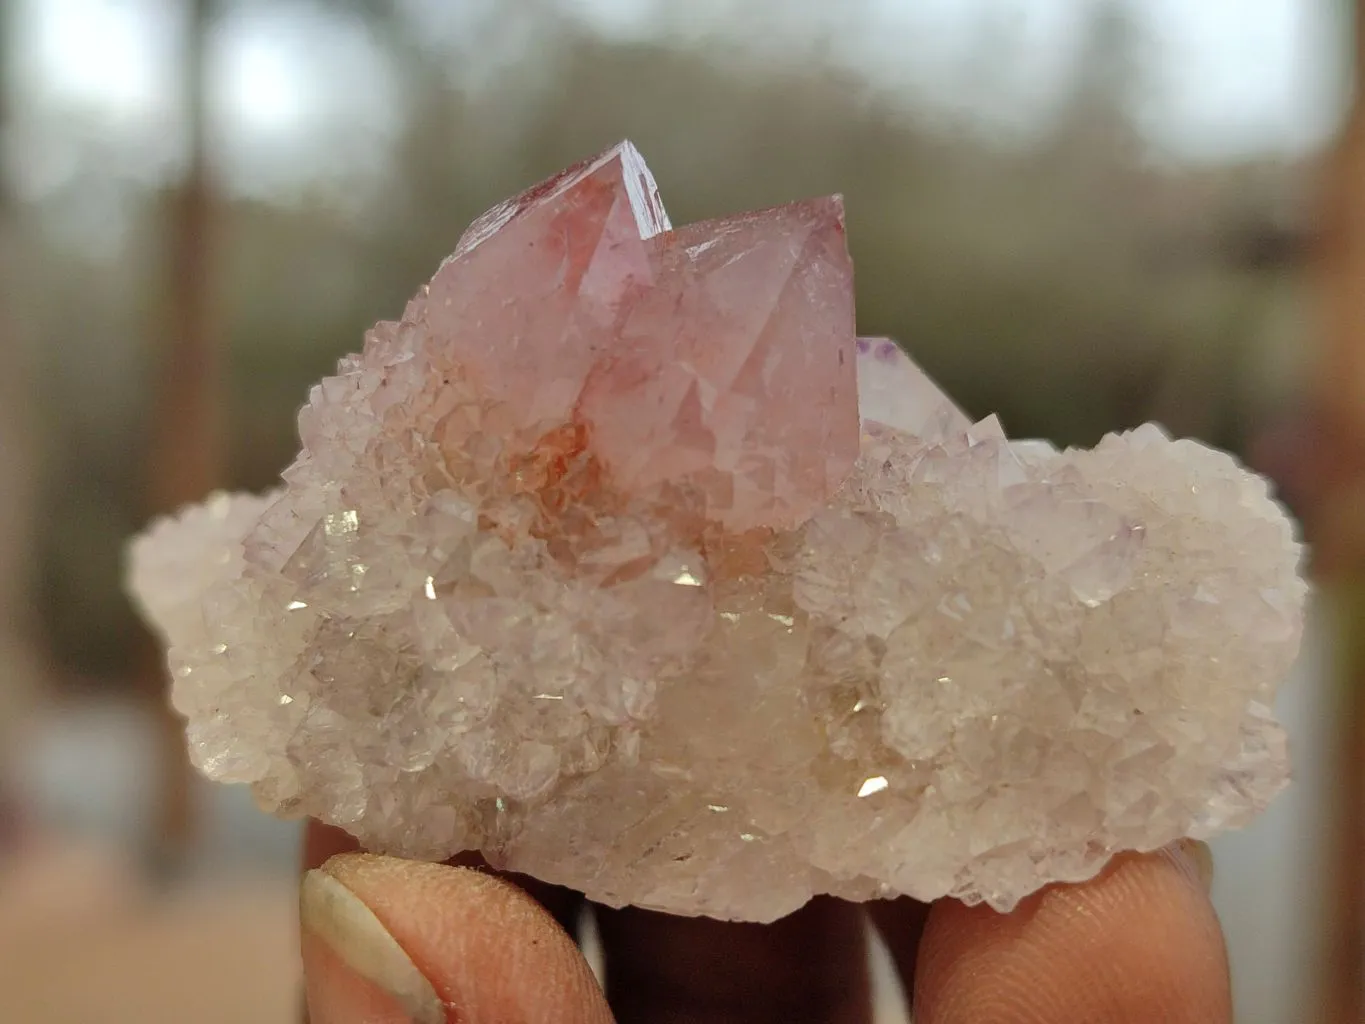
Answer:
[127,142,1307,921]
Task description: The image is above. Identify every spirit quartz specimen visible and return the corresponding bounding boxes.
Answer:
[127,142,1307,922]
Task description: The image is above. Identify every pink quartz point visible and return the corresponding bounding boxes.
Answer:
[855,336,971,440]
[414,141,671,434]
[582,197,860,531]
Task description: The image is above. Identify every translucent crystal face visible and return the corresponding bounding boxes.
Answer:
[127,141,1307,922]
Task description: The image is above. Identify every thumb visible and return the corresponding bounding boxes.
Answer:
[300,853,614,1024]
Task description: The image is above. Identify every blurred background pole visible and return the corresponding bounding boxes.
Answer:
[1317,0,1365,1018]
[137,0,222,872]
[0,0,39,846]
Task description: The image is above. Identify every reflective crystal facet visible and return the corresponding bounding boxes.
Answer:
[127,142,1307,922]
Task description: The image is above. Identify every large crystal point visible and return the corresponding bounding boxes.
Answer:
[415,140,670,435]
[127,142,1308,922]
[582,196,858,529]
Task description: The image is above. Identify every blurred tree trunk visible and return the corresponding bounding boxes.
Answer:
[136,0,223,871]
[0,0,44,843]
[1315,1,1365,1019]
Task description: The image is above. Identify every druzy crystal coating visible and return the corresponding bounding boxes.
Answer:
[128,142,1306,921]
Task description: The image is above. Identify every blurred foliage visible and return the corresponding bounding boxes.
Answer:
[12,0,1312,677]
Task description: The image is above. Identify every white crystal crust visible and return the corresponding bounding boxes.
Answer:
[129,405,1305,921]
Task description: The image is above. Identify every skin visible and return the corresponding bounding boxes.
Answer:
[299,822,1230,1023]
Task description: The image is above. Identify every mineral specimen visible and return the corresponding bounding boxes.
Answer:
[127,141,1307,922]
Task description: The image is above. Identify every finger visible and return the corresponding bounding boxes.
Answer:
[300,820,585,939]
[593,896,871,1023]
[913,841,1229,1024]
[300,852,614,1024]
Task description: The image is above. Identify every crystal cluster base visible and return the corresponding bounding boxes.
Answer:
[127,142,1306,921]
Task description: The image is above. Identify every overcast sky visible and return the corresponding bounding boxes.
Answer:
[15,0,1347,164]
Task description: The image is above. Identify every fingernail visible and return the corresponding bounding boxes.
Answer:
[1167,838,1215,893]
[300,867,446,1024]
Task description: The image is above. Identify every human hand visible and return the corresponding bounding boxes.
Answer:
[299,823,1228,1023]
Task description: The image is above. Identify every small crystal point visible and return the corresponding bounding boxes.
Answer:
[126,144,1308,924]
[856,336,971,440]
